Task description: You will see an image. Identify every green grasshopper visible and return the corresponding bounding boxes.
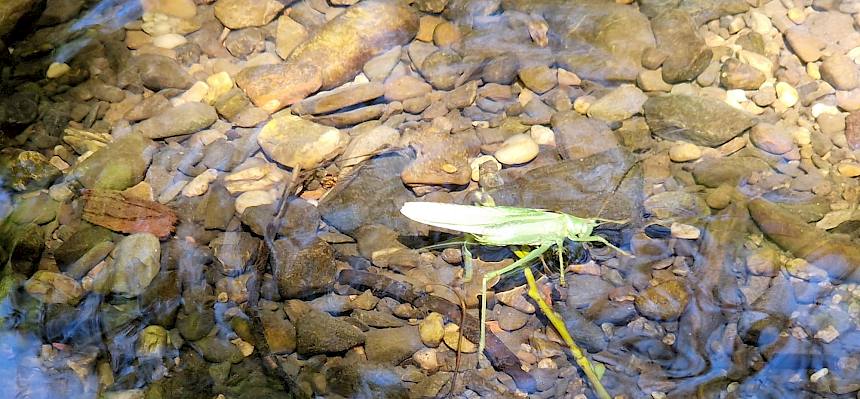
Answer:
[399,201,632,356]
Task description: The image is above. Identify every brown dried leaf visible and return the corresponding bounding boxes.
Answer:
[82,189,177,238]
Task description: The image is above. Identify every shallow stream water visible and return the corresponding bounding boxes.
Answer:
[2,0,860,398]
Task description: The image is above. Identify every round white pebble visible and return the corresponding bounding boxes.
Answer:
[152,33,187,49]
[775,82,799,108]
[668,142,702,162]
[495,134,539,165]
[529,125,555,146]
[46,62,70,79]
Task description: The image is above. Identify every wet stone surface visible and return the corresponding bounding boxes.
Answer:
[4,0,860,398]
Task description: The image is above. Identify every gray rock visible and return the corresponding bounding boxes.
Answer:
[241,197,319,243]
[211,232,259,276]
[319,152,417,234]
[365,325,423,365]
[482,53,519,84]
[419,49,463,91]
[201,184,234,230]
[224,27,266,58]
[738,310,784,346]
[643,191,710,222]
[409,372,451,399]
[125,93,171,122]
[53,226,113,268]
[551,111,619,160]
[490,147,642,223]
[352,310,405,328]
[5,190,56,225]
[586,84,648,122]
[517,0,655,83]
[63,241,113,280]
[363,46,401,82]
[134,54,194,90]
[643,94,755,147]
[191,336,245,363]
[784,28,824,63]
[214,0,284,29]
[257,114,349,169]
[275,15,308,60]
[177,307,216,341]
[105,233,161,296]
[326,360,409,398]
[691,156,771,187]
[0,91,38,128]
[24,270,83,305]
[565,275,614,310]
[36,0,82,26]
[273,238,337,299]
[557,306,607,353]
[296,309,366,355]
[2,223,44,276]
[496,305,529,331]
[651,9,712,83]
[295,82,385,115]
[135,103,218,139]
[70,133,154,190]
[751,273,797,318]
[584,299,637,325]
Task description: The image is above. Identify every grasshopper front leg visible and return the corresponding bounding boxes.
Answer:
[479,242,553,356]
[556,239,566,287]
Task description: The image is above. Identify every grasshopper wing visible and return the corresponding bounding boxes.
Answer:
[400,202,547,235]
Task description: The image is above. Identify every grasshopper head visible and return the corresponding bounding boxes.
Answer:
[563,214,597,239]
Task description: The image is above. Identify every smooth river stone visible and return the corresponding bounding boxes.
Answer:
[236,0,418,113]
[749,198,860,283]
[643,94,755,147]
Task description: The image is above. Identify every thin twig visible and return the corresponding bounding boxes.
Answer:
[523,268,611,399]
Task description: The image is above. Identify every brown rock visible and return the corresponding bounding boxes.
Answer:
[135,102,217,139]
[748,198,860,282]
[296,82,384,115]
[236,63,322,113]
[784,28,824,63]
[236,0,418,112]
[416,15,443,42]
[720,58,765,90]
[214,0,284,29]
[401,133,470,186]
[846,110,860,150]
[433,21,461,48]
[384,75,432,101]
[552,111,618,160]
[518,65,556,94]
[275,15,308,59]
[311,104,386,128]
[749,123,793,155]
[634,280,689,321]
[820,54,860,91]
